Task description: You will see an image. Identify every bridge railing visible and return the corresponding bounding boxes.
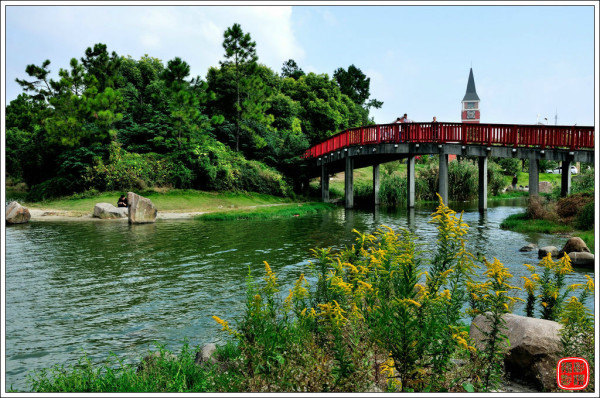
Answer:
[302,122,594,159]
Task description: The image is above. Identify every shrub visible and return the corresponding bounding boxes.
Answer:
[575,202,594,230]
[192,139,291,196]
[487,162,506,196]
[379,171,407,206]
[556,193,593,223]
[571,167,594,194]
[85,142,176,191]
[447,161,478,201]
[526,195,556,221]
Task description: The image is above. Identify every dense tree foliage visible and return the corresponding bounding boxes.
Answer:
[6,24,377,200]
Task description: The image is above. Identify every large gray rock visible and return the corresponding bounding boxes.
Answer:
[567,252,595,268]
[195,343,217,365]
[127,192,157,224]
[538,181,553,194]
[93,203,128,219]
[538,246,558,258]
[559,237,590,257]
[519,243,538,252]
[6,201,31,224]
[470,313,563,391]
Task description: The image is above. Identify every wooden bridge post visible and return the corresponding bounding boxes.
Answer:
[407,156,416,208]
[478,156,488,211]
[560,159,572,197]
[528,155,539,196]
[373,163,380,205]
[321,164,329,202]
[438,152,449,205]
[345,156,354,209]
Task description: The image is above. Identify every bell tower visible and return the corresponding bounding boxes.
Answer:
[461,68,480,123]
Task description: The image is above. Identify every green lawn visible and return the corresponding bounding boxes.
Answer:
[14,189,295,215]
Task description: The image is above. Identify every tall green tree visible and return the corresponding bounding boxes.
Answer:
[333,64,382,109]
[221,23,258,151]
[281,59,305,80]
[81,43,122,90]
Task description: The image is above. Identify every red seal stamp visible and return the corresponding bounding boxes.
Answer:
[557,357,589,390]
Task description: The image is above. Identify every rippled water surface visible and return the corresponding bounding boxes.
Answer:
[5,199,594,390]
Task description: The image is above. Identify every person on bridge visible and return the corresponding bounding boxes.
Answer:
[432,116,438,141]
[394,117,403,123]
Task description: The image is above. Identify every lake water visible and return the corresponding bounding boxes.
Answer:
[4,199,594,391]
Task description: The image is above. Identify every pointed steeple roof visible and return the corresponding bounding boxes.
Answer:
[462,68,480,101]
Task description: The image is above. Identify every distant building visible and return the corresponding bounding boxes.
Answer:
[461,68,480,123]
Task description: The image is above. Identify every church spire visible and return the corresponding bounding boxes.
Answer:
[462,67,480,101]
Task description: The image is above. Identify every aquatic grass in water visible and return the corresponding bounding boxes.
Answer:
[196,202,335,221]
[499,213,572,233]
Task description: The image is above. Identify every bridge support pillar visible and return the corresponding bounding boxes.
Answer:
[407,156,415,208]
[478,156,488,211]
[373,163,380,205]
[529,156,539,197]
[438,153,448,205]
[345,156,354,209]
[321,164,329,202]
[560,160,571,197]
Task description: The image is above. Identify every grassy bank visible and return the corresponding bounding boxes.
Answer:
[8,189,296,215]
[196,202,335,221]
[500,213,594,253]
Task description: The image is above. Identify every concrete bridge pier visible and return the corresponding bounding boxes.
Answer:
[561,159,572,197]
[407,156,416,209]
[478,156,488,211]
[321,164,329,202]
[345,156,354,209]
[373,163,380,205]
[438,152,448,205]
[529,155,539,196]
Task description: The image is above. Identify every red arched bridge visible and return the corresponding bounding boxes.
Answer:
[302,122,595,210]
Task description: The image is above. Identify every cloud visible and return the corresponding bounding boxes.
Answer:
[5,5,305,100]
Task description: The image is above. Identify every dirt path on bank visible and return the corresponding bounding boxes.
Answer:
[27,203,294,222]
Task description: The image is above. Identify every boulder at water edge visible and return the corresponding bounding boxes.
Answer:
[195,343,218,365]
[538,246,558,258]
[470,313,563,391]
[6,201,31,224]
[127,192,157,224]
[519,243,538,252]
[93,203,128,219]
[558,237,590,257]
[567,252,595,268]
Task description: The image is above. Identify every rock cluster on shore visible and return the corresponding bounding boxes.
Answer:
[535,237,594,268]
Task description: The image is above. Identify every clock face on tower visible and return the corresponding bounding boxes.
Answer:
[467,110,476,119]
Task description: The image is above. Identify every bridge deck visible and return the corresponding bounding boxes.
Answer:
[303,122,594,160]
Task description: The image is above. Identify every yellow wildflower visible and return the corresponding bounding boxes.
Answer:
[212,315,239,337]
